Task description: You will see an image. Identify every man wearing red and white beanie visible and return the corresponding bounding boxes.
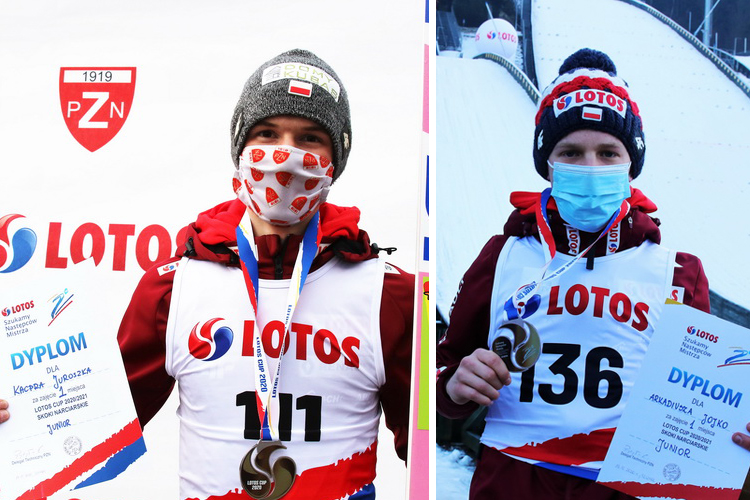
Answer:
[437,48,749,499]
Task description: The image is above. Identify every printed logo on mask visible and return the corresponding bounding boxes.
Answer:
[266,188,281,207]
[276,172,294,187]
[290,196,307,214]
[252,149,265,162]
[303,153,318,168]
[273,148,291,164]
[251,168,264,182]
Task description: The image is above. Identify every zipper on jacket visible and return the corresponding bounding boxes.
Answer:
[274,255,283,279]
[274,237,290,280]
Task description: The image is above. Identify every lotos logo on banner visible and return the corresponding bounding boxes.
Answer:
[1,215,186,274]
[59,67,137,152]
[0,214,37,274]
[188,318,234,361]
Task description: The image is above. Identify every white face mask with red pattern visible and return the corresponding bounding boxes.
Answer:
[233,145,334,226]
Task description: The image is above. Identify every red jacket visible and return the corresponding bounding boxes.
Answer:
[118,200,414,461]
[436,189,710,500]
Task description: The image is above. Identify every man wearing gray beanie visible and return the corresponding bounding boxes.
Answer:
[230,49,352,182]
[115,49,413,499]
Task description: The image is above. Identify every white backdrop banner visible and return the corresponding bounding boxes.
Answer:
[0,1,424,498]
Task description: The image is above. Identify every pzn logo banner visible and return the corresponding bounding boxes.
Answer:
[59,67,137,152]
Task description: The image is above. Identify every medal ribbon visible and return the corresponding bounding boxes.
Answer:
[503,188,630,321]
[235,211,322,441]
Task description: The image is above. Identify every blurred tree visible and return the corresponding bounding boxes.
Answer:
[648,0,750,53]
[452,0,517,28]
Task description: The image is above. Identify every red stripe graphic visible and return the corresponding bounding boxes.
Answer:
[189,441,378,500]
[17,419,142,500]
[501,427,615,466]
[601,480,740,500]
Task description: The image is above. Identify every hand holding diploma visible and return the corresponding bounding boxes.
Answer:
[0,261,144,500]
[599,303,750,500]
[732,423,750,451]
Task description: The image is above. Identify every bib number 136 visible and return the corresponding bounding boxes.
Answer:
[519,343,624,409]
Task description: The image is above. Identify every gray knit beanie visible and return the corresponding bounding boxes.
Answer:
[230,49,352,182]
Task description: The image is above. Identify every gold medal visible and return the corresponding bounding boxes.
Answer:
[239,440,296,499]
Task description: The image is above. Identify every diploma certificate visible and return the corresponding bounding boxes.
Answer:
[0,261,144,500]
[598,302,750,500]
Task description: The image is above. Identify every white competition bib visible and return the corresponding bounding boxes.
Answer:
[165,256,385,500]
[484,237,677,475]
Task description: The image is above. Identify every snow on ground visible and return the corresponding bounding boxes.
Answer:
[436,445,474,500]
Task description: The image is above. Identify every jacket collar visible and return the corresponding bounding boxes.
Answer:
[177,200,378,278]
[504,188,661,256]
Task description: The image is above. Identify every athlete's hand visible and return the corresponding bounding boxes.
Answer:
[0,399,9,424]
[732,422,750,451]
[445,348,511,406]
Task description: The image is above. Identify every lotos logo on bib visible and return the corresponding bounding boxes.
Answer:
[188,318,234,361]
[553,89,626,119]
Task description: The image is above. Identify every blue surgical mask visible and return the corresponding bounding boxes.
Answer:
[548,161,631,232]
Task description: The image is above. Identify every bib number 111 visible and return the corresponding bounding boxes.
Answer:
[236,391,322,442]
